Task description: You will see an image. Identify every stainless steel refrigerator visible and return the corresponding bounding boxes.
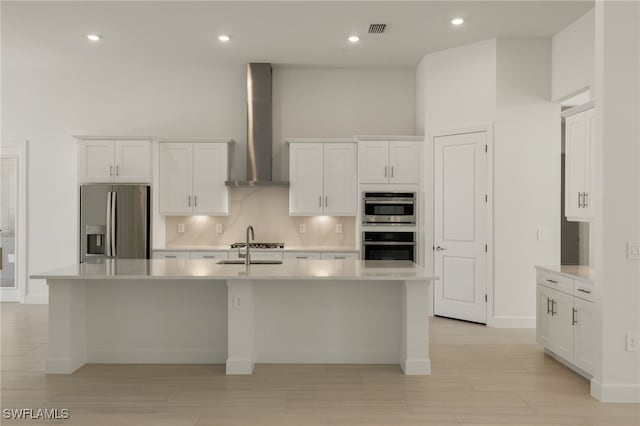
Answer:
[80,184,150,263]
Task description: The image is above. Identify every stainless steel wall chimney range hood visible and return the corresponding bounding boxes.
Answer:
[226,63,288,186]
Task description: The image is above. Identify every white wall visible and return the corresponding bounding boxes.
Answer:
[1,63,415,302]
[418,37,560,327]
[272,67,416,180]
[552,8,595,101]
[591,0,640,402]
[494,38,561,326]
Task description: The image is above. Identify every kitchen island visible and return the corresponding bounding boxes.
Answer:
[33,259,435,376]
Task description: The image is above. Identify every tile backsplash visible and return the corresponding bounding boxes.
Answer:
[164,186,356,247]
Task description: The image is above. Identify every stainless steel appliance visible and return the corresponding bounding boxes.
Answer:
[80,184,150,262]
[362,231,416,261]
[362,192,416,225]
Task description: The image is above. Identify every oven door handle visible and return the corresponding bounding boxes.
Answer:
[364,199,415,204]
[362,241,416,246]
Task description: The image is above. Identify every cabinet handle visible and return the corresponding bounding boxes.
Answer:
[296,256,308,259]
[578,192,583,208]
[546,297,551,315]
[188,196,191,207]
[109,165,113,176]
[384,166,388,178]
[165,255,177,258]
[546,279,558,284]
[202,256,216,259]
[577,288,591,294]
[116,165,119,176]
[551,300,557,316]
[334,256,346,259]
[572,307,578,325]
[325,195,328,207]
[194,196,198,207]
[391,165,394,178]
[584,192,589,208]
[319,196,322,207]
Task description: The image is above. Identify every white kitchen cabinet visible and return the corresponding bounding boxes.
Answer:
[283,251,322,260]
[289,142,357,216]
[320,252,359,260]
[565,107,594,221]
[153,251,190,259]
[536,268,596,377]
[159,142,229,215]
[78,139,151,184]
[358,140,419,184]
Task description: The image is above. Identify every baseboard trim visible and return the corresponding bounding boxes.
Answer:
[491,316,536,328]
[544,348,592,380]
[591,379,640,403]
[87,349,227,364]
[46,356,86,374]
[25,294,48,304]
[401,358,431,375]
[256,349,400,364]
[226,357,255,375]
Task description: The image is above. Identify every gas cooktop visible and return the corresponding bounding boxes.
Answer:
[230,242,285,249]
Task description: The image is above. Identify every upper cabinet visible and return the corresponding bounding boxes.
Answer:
[159,141,229,215]
[289,141,358,216]
[78,139,151,183]
[358,140,420,184]
[565,106,594,221]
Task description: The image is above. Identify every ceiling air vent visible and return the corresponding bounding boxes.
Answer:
[368,24,387,34]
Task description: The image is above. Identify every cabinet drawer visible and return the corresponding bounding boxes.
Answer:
[153,251,190,259]
[537,271,574,295]
[229,250,283,261]
[320,252,359,260]
[574,280,595,302]
[284,252,322,260]
[190,251,229,260]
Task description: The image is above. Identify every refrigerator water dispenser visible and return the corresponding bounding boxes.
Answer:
[85,225,106,255]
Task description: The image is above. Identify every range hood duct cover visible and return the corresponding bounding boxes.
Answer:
[226,63,288,186]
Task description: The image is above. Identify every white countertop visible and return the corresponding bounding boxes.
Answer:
[153,245,360,253]
[33,259,435,281]
[535,265,593,282]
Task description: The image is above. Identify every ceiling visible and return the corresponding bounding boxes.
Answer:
[2,1,594,69]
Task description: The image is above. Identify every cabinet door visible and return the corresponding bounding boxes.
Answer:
[552,288,575,363]
[289,143,324,215]
[565,112,587,220]
[574,297,595,375]
[358,141,389,183]
[114,140,151,183]
[389,141,419,184]
[536,285,555,349]
[193,143,229,215]
[159,143,193,215]
[323,143,357,216]
[78,140,115,183]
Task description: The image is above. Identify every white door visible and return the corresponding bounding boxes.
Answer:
[389,141,419,184]
[323,143,357,216]
[536,285,555,349]
[114,140,151,183]
[289,143,324,215]
[0,156,19,302]
[358,141,389,184]
[434,131,487,324]
[193,143,228,215]
[159,143,193,214]
[78,140,115,183]
[565,111,587,220]
[552,289,575,363]
[573,297,595,375]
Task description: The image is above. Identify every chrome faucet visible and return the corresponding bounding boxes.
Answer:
[241,225,255,266]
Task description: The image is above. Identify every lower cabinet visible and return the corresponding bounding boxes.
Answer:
[536,271,595,377]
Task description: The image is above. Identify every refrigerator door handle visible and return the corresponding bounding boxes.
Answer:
[111,191,117,257]
[105,191,112,257]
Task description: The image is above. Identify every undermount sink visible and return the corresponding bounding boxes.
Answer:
[217,259,283,265]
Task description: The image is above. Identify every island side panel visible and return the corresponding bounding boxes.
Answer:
[226,280,255,374]
[401,280,431,375]
[47,280,87,374]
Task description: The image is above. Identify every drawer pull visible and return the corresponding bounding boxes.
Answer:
[165,256,177,258]
[296,256,308,259]
[546,297,551,315]
[334,256,346,259]
[572,307,578,325]
[577,288,592,294]
[551,300,557,316]
[546,279,558,284]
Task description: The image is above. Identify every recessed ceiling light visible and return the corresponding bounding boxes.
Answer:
[87,34,101,42]
[218,35,230,42]
[451,18,465,26]
[348,35,360,43]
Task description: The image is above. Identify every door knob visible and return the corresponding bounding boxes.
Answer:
[435,246,447,251]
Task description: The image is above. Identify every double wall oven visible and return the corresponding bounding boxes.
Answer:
[361,192,417,262]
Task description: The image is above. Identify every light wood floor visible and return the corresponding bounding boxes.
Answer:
[1,303,638,426]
